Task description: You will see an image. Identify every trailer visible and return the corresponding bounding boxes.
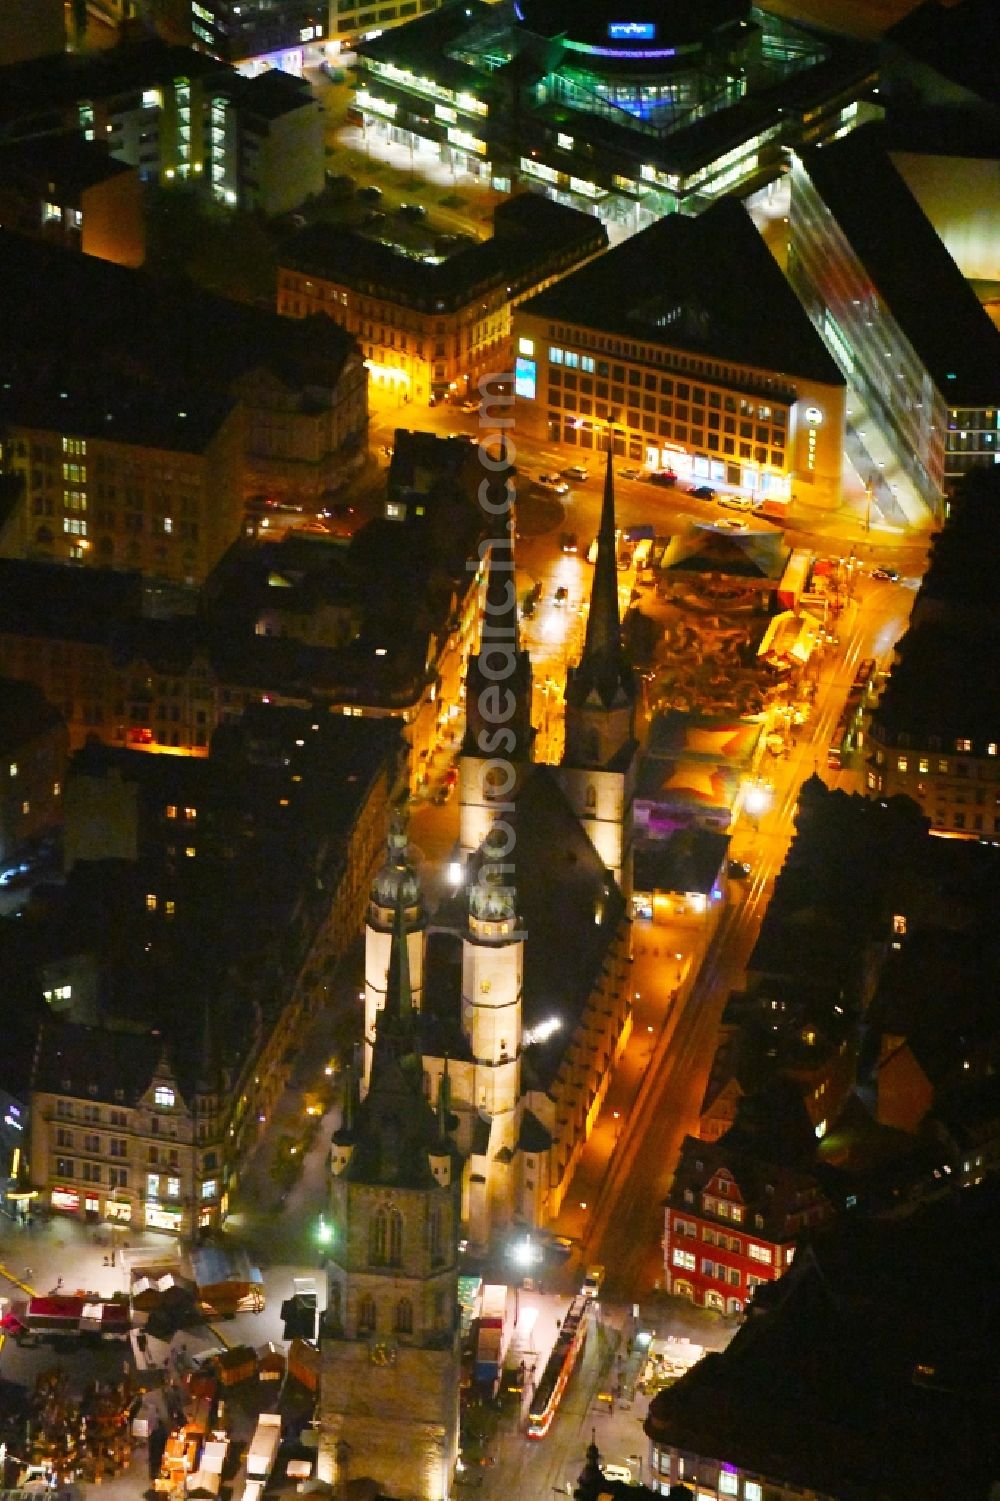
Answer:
[1,1293,133,1344]
[246,1413,282,1480]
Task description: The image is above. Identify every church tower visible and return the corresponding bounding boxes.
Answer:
[362,810,425,1096]
[459,456,534,857]
[319,896,462,1501]
[459,826,524,1246]
[558,446,638,893]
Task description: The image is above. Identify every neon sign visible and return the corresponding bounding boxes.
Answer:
[608,21,656,39]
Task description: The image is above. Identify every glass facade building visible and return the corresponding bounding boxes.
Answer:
[353,0,877,232]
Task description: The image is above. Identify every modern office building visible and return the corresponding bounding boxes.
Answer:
[788,122,1000,521]
[352,0,877,231]
[513,197,846,508]
[277,194,607,403]
[0,36,323,211]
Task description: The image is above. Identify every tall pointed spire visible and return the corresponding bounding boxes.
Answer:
[462,454,534,760]
[566,443,634,711]
[385,893,413,1024]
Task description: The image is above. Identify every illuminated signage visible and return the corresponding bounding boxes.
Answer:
[52,1186,80,1212]
[608,21,656,39]
[515,356,537,401]
[805,405,823,425]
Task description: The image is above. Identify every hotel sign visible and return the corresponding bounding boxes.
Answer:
[608,21,656,39]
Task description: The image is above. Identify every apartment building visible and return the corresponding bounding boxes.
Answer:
[30,707,404,1233]
[277,194,607,405]
[0,37,324,213]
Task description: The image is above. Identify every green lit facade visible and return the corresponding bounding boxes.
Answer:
[354,0,877,231]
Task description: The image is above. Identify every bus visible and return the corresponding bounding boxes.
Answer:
[526,1294,589,1439]
[828,659,878,769]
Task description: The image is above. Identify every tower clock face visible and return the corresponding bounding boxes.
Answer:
[369,1339,397,1366]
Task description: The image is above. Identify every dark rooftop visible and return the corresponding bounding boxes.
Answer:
[0,228,358,407]
[870,619,1000,747]
[0,133,135,193]
[797,122,1000,404]
[885,0,1000,109]
[521,198,843,387]
[32,1019,165,1108]
[279,193,607,314]
[0,39,230,133]
[646,1181,1000,1501]
[0,677,65,752]
[633,828,729,896]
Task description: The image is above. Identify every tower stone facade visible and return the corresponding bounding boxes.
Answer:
[319,898,462,1501]
[556,447,638,895]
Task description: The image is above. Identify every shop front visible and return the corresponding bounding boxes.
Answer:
[145,1201,185,1234]
[51,1184,80,1216]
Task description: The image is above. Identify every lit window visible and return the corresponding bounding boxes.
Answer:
[745,1485,763,1501]
[43,202,62,224]
[167,1177,181,1198]
[163,517,173,535]
[748,1243,771,1263]
[183,807,197,821]
[988,743,997,757]
[21,800,29,816]
[918,758,929,773]
[956,738,972,752]
[731,1206,743,1222]
[146,893,158,911]
[548,347,564,365]
[892,914,907,935]
[517,336,534,357]
[719,1473,738,1497]
[185,846,196,858]
[154,1086,175,1108]
[165,900,176,919]
[897,756,908,773]
[142,87,162,109]
[147,1173,160,1198]
[9,762,17,778]
[53,780,61,797]
[202,1179,217,1199]
[166,804,177,819]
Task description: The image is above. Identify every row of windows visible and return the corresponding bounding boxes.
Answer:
[546,320,797,399]
[55,1158,128,1186]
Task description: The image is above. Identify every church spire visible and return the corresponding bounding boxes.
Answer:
[462,500,534,761]
[386,892,413,1023]
[369,894,420,1089]
[567,444,633,712]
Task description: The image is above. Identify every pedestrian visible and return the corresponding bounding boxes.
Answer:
[55,1276,63,1289]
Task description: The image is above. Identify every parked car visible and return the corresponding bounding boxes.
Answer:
[717,492,754,512]
[554,585,569,605]
[619,466,643,480]
[871,566,899,582]
[560,532,579,553]
[362,210,387,228]
[536,473,569,494]
[562,464,589,482]
[714,517,748,531]
[358,185,382,203]
[688,484,716,499]
[399,202,427,219]
[727,859,752,879]
[648,469,677,487]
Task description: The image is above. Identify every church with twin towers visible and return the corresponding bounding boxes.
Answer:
[359,449,638,1249]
